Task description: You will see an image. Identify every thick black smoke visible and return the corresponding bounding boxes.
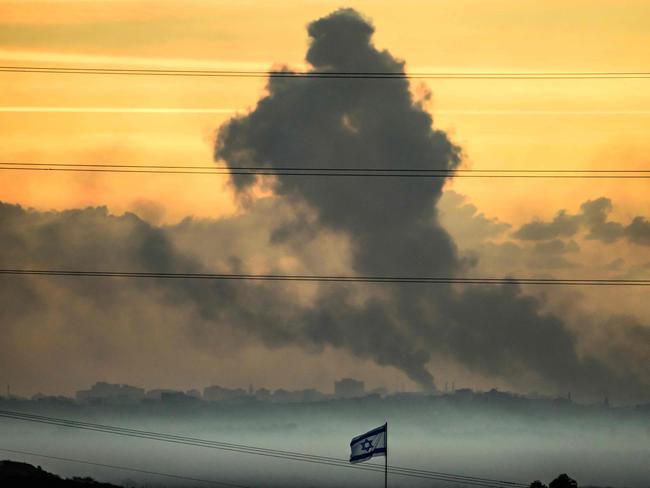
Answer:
[217,8,463,387]
[218,10,461,279]
[216,9,649,399]
[1,9,647,401]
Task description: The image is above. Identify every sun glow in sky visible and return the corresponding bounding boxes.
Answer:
[2,1,650,398]
[1,0,649,224]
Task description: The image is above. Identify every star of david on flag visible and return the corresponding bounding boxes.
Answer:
[349,423,387,464]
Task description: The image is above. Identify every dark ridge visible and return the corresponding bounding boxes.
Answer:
[0,460,121,487]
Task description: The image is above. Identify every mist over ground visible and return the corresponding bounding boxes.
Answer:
[2,394,649,488]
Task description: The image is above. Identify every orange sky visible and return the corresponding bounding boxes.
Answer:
[2,1,650,397]
[1,0,649,224]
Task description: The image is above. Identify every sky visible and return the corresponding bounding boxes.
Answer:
[1,0,649,400]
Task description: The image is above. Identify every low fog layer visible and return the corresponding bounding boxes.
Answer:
[1,395,649,488]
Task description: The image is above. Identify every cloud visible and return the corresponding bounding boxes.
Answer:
[216,8,465,388]
[214,8,649,400]
[574,314,650,387]
[440,195,579,271]
[512,210,582,241]
[0,200,350,393]
[513,197,650,246]
[626,217,650,246]
[439,191,511,247]
[1,9,647,402]
[532,239,580,255]
[530,240,580,268]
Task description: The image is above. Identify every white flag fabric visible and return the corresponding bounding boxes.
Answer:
[349,423,387,464]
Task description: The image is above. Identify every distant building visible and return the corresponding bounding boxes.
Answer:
[453,388,474,401]
[203,385,248,402]
[254,388,272,401]
[147,388,202,400]
[160,391,200,404]
[552,396,572,407]
[31,393,74,405]
[271,389,293,403]
[271,388,327,403]
[186,389,202,399]
[146,389,179,400]
[369,387,388,397]
[298,388,327,402]
[335,378,365,398]
[76,382,144,404]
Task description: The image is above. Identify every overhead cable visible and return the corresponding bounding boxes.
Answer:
[0,447,252,488]
[1,66,649,79]
[1,162,649,179]
[0,410,527,487]
[0,269,648,286]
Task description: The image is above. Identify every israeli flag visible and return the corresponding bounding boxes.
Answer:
[349,423,387,464]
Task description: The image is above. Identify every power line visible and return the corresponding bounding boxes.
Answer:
[0,447,253,488]
[0,269,648,286]
[1,162,649,179]
[4,107,650,116]
[0,411,516,487]
[4,162,650,173]
[0,410,527,487]
[1,66,649,79]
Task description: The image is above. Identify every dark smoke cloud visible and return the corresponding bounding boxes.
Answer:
[215,9,650,400]
[594,315,650,382]
[626,217,650,246]
[0,199,647,400]
[513,197,650,246]
[217,8,464,388]
[512,210,581,241]
[217,9,461,279]
[0,202,298,367]
[0,200,438,390]
[1,9,648,402]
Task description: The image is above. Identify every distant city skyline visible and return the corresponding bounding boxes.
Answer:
[1,379,624,409]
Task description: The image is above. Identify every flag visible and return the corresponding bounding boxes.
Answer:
[349,423,387,464]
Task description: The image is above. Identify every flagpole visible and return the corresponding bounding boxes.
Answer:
[384,422,388,488]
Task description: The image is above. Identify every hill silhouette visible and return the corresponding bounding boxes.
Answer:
[0,460,121,487]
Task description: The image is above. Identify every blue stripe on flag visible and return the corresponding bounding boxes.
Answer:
[350,447,387,463]
[350,424,387,446]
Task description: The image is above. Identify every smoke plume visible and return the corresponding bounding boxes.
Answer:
[1,9,648,401]
[215,9,649,400]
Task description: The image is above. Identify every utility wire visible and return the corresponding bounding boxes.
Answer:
[0,269,648,286]
[0,410,527,487]
[0,412,511,488]
[0,410,517,487]
[3,162,650,173]
[1,66,649,79]
[0,447,253,488]
[1,162,649,179]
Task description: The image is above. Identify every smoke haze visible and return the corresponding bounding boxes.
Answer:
[1,8,648,403]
